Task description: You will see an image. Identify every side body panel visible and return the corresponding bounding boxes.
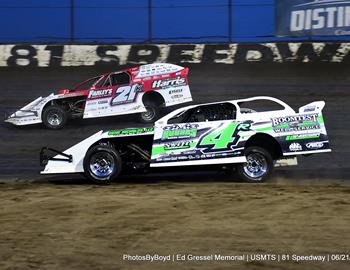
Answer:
[156,85,192,107]
[150,120,253,167]
[150,101,331,167]
[137,67,192,107]
[5,92,86,126]
[41,127,154,174]
[239,101,331,156]
[83,84,146,119]
[83,64,192,119]
[272,111,331,156]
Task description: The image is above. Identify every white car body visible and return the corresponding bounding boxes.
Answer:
[5,63,192,126]
[41,96,331,175]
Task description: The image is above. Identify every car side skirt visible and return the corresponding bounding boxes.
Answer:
[283,149,332,156]
[150,156,246,167]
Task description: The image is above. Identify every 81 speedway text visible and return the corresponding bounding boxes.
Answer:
[3,42,350,67]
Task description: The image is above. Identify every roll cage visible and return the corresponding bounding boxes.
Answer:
[156,96,295,125]
[72,71,132,91]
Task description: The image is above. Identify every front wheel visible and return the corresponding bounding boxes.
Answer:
[42,105,68,129]
[83,144,122,185]
[139,104,159,123]
[237,146,273,183]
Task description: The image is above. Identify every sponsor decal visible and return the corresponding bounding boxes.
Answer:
[171,94,184,99]
[164,141,192,150]
[169,89,183,94]
[88,89,113,99]
[303,106,316,112]
[276,0,350,36]
[108,127,154,136]
[152,122,250,162]
[272,113,320,132]
[152,77,186,89]
[306,141,324,149]
[286,133,320,140]
[3,43,350,67]
[162,124,198,140]
[289,142,303,151]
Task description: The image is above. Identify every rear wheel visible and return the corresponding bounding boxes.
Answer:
[42,105,68,129]
[237,146,273,183]
[139,104,159,123]
[83,145,122,185]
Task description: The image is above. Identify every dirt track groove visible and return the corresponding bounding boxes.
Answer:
[0,182,350,270]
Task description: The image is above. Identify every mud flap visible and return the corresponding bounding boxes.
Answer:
[274,157,298,167]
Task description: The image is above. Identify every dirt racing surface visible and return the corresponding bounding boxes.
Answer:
[0,179,350,270]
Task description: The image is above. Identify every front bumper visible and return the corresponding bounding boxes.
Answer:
[4,110,42,125]
[4,96,45,126]
[5,109,38,120]
[40,147,73,166]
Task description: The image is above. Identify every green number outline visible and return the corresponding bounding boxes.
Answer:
[197,122,251,153]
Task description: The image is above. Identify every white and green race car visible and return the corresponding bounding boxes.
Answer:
[40,96,331,184]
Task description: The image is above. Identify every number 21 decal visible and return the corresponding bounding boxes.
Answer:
[111,84,142,106]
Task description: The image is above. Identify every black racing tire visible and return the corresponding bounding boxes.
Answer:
[83,144,122,185]
[139,104,159,123]
[42,105,68,129]
[237,146,273,183]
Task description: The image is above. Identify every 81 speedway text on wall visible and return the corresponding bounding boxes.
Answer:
[1,43,350,67]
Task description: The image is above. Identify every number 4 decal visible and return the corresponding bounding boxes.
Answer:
[197,122,251,152]
[111,84,142,106]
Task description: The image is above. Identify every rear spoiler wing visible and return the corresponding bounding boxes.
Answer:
[299,101,325,113]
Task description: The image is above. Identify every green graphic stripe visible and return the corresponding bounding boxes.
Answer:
[298,121,318,127]
[108,127,154,136]
[286,134,320,141]
[152,146,166,156]
[255,126,273,132]
[255,116,324,132]
[152,141,196,156]
[317,116,324,124]
[274,123,289,129]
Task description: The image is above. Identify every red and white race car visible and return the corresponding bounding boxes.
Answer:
[5,63,192,129]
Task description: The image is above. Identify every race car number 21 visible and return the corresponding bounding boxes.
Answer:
[111,84,142,106]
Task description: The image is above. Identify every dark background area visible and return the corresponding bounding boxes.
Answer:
[0,63,349,180]
[1,0,349,43]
